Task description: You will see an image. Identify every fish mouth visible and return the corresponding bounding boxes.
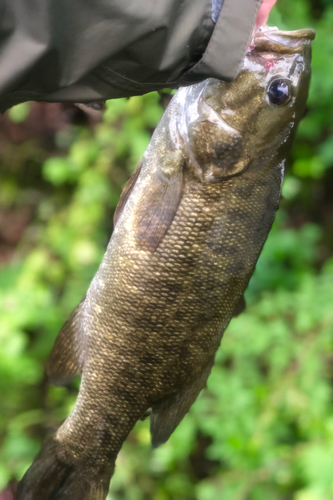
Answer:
[253,27,315,54]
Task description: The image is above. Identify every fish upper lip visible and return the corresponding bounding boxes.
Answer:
[253,27,315,54]
[261,27,315,41]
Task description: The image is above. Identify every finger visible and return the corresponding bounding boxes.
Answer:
[256,0,277,26]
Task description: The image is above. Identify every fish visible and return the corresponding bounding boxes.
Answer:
[16,27,314,500]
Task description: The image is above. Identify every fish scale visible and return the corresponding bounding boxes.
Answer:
[17,26,314,500]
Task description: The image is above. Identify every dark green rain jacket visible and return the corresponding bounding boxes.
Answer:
[0,0,262,113]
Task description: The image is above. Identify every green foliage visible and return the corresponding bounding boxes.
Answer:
[7,103,31,124]
[1,1,333,498]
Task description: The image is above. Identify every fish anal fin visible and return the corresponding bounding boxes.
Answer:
[150,364,212,447]
[113,162,142,227]
[233,293,246,317]
[47,298,86,385]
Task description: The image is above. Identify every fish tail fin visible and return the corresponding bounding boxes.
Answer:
[16,438,112,500]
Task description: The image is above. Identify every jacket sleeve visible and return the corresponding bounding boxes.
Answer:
[0,0,262,112]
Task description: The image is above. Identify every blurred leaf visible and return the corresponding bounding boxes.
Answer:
[7,102,31,123]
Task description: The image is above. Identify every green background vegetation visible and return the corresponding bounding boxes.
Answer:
[0,0,332,498]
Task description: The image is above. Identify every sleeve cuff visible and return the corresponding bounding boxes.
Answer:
[179,0,263,83]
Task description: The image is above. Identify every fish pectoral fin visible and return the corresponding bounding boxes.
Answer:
[150,365,212,447]
[113,162,143,227]
[135,166,184,252]
[47,297,86,385]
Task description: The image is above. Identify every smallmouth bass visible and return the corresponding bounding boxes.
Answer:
[17,27,314,500]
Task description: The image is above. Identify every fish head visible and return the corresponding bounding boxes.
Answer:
[179,28,315,182]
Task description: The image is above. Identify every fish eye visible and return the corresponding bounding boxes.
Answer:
[267,79,291,106]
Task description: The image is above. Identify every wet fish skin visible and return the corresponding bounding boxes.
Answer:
[17,28,314,500]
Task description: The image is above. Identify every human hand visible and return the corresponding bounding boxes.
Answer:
[256,0,277,26]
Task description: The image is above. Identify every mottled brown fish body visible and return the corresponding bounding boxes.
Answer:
[17,28,314,500]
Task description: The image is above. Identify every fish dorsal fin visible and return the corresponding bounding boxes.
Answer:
[134,152,185,252]
[113,162,142,227]
[47,298,86,385]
